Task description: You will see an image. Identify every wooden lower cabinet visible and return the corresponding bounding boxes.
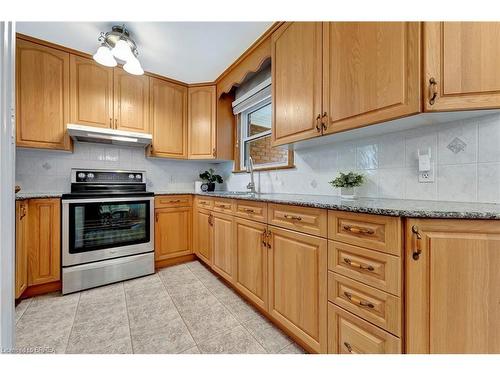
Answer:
[193,208,213,265]
[267,226,327,353]
[15,201,29,298]
[406,219,500,354]
[212,211,234,282]
[27,199,61,286]
[234,217,268,310]
[328,303,401,354]
[155,207,192,262]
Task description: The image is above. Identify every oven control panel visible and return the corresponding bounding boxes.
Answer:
[73,170,145,184]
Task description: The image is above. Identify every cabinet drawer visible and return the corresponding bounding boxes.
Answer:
[328,241,401,296]
[155,195,192,208]
[268,203,327,237]
[196,196,214,209]
[328,272,401,336]
[328,303,401,354]
[212,198,234,214]
[328,210,401,255]
[234,200,267,223]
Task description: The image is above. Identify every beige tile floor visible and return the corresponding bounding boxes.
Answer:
[15,261,306,354]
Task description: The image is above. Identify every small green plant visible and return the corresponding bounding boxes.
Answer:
[329,172,364,188]
[199,168,223,184]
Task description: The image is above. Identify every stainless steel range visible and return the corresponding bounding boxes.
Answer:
[61,169,154,294]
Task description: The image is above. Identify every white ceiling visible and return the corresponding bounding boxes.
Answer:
[16,22,273,83]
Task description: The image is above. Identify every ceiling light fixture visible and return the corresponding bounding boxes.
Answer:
[93,25,144,75]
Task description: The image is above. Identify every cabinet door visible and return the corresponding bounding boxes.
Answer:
[188,85,216,159]
[150,77,188,158]
[271,22,323,146]
[70,55,113,128]
[27,199,61,286]
[15,201,29,298]
[16,39,71,150]
[212,211,234,282]
[193,208,213,265]
[113,68,150,133]
[268,226,327,353]
[406,219,500,353]
[234,218,268,310]
[323,22,421,135]
[155,207,192,262]
[424,22,500,111]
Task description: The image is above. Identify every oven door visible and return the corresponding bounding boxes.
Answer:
[62,196,154,266]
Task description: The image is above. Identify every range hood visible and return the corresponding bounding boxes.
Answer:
[67,124,152,147]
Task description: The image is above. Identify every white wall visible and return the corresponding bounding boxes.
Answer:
[16,143,213,193]
[222,113,500,204]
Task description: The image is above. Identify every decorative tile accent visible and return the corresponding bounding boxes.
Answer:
[447,137,467,154]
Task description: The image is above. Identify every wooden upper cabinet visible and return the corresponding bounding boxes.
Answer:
[188,85,216,159]
[149,78,188,158]
[16,39,71,150]
[15,201,29,298]
[424,22,500,111]
[113,69,150,133]
[70,55,113,129]
[406,219,500,353]
[268,226,327,353]
[323,22,421,135]
[272,22,323,146]
[27,199,60,286]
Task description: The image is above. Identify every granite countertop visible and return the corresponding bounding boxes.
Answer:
[16,190,500,219]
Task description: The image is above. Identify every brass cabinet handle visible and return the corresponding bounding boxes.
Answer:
[208,213,213,226]
[429,77,438,105]
[243,208,255,213]
[200,201,209,205]
[344,342,353,353]
[168,199,181,203]
[284,214,302,221]
[212,148,217,158]
[315,114,321,132]
[261,230,267,247]
[343,291,375,309]
[216,204,230,209]
[321,112,328,131]
[20,205,27,220]
[411,225,422,260]
[343,257,375,272]
[343,224,375,235]
[267,230,272,248]
[155,213,159,223]
[109,118,112,127]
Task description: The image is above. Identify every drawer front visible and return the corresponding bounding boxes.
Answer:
[328,210,401,255]
[328,272,401,336]
[268,203,327,237]
[155,195,192,208]
[234,200,267,223]
[196,196,214,209]
[328,241,401,296]
[328,303,401,354]
[212,198,234,214]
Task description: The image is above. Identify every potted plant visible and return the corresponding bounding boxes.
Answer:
[329,172,364,199]
[199,168,223,192]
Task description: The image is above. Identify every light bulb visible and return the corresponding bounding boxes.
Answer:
[111,39,133,61]
[93,45,117,67]
[123,55,144,75]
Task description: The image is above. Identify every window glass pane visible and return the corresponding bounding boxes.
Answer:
[245,135,288,168]
[247,103,271,137]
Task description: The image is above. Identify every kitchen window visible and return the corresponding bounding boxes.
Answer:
[232,77,293,171]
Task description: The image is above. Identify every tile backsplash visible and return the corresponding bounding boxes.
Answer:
[15,113,500,204]
[221,113,500,204]
[16,143,211,193]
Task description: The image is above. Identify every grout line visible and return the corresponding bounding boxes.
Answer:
[63,292,81,354]
[186,261,268,353]
[121,282,135,354]
[15,298,33,327]
[157,269,198,352]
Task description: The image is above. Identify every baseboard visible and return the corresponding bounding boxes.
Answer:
[155,254,196,270]
[19,280,61,300]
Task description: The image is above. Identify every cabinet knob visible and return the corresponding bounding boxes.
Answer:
[411,225,422,260]
[315,114,321,132]
[321,112,328,131]
[212,148,217,157]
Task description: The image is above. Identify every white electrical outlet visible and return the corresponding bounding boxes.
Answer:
[418,168,435,183]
